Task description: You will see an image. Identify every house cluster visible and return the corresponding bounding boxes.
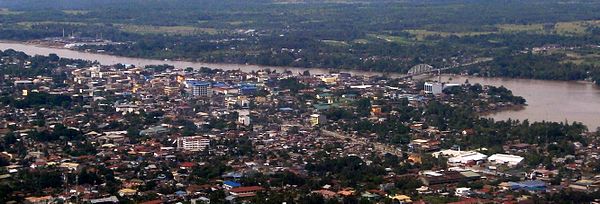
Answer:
[0,53,599,204]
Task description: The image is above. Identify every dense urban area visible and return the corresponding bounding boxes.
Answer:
[1,0,600,204]
[0,48,598,203]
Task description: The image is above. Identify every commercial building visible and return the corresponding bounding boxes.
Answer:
[420,171,481,186]
[310,114,326,126]
[424,82,460,95]
[487,154,524,166]
[424,82,444,95]
[176,136,210,151]
[447,151,488,165]
[185,80,211,97]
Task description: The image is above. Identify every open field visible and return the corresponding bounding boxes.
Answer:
[321,39,349,46]
[497,24,545,34]
[117,25,220,35]
[367,34,412,44]
[498,20,600,35]
[405,29,493,41]
[16,21,89,28]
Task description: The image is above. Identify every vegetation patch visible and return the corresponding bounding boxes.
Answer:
[117,24,220,35]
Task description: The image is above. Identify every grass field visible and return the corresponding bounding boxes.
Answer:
[497,20,600,36]
[368,34,412,44]
[321,39,349,46]
[405,29,493,41]
[117,25,220,35]
[16,21,89,28]
[497,24,545,34]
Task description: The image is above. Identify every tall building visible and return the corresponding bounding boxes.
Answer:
[177,136,210,151]
[424,82,444,95]
[310,114,326,126]
[185,80,211,97]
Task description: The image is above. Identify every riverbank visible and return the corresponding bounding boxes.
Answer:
[2,41,600,129]
[479,104,526,118]
[1,40,405,78]
[438,75,600,130]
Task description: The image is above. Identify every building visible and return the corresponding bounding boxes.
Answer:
[420,171,481,186]
[320,76,338,84]
[239,85,257,95]
[228,186,265,197]
[223,180,242,190]
[424,82,460,95]
[424,82,444,95]
[238,115,251,126]
[387,194,412,203]
[455,187,472,197]
[446,151,488,166]
[186,80,211,97]
[310,114,326,126]
[237,109,251,126]
[507,180,546,191]
[487,154,524,166]
[569,179,600,192]
[24,196,53,204]
[177,136,210,151]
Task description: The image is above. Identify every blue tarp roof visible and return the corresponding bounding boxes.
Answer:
[223,180,241,187]
[508,180,546,190]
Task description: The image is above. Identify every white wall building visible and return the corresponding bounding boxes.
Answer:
[237,110,251,126]
[447,152,488,165]
[432,149,487,165]
[177,136,210,151]
[488,154,524,166]
[424,82,444,95]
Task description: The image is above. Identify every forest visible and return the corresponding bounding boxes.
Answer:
[1,0,600,81]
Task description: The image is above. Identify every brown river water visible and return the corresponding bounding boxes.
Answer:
[440,76,600,130]
[1,41,599,130]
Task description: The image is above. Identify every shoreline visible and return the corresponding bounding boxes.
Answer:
[479,104,526,117]
[439,74,595,86]
[0,40,404,78]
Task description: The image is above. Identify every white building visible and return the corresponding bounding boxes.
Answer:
[424,82,461,95]
[115,104,140,114]
[432,149,487,165]
[455,187,472,197]
[424,82,444,95]
[447,152,488,165]
[487,154,524,166]
[177,136,210,151]
[237,110,251,126]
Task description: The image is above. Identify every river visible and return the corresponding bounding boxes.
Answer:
[440,75,600,130]
[0,41,404,77]
[1,41,599,130]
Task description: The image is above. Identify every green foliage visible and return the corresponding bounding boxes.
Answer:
[470,53,600,81]
[305,156,386,187]
[1,92,73,108]
[278,78,307,92]
[4,1,600,74]
[30,124,84,142]
[189,159,231,183]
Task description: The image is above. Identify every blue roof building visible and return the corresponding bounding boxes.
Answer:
[223,180,242,189]
[508,180,546,191]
